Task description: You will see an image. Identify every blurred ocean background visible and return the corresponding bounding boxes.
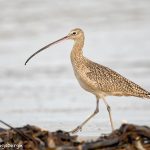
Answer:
[0,0,150,137]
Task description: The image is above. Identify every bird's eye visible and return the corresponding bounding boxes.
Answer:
[72,32,77,35]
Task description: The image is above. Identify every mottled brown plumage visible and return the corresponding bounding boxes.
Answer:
[25,28,150,134]
[81,58,150,99]
[70,28,150,99]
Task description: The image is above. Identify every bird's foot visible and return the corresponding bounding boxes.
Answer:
[69,126,82,134]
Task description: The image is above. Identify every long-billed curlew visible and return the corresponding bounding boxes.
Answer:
[25,28,150,133]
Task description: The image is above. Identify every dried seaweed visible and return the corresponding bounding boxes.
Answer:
[0,120,149,150]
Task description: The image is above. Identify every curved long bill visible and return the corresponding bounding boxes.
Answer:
[25,35,68,65]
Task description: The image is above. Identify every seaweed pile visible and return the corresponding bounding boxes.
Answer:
[0,120,149,150]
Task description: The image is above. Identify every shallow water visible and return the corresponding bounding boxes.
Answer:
[0,0,150,137]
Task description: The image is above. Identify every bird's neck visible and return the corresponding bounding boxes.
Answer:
[71,37,84,60]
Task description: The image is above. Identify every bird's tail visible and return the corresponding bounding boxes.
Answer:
[131,83,150,99]
[140,92,150,99]
[146,93,150,99]
[134,91,150,99]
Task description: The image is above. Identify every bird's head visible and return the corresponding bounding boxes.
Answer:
[67,28,84,40]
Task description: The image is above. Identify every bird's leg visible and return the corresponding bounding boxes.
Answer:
[70,97,99,134]
[102,98,114,131]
